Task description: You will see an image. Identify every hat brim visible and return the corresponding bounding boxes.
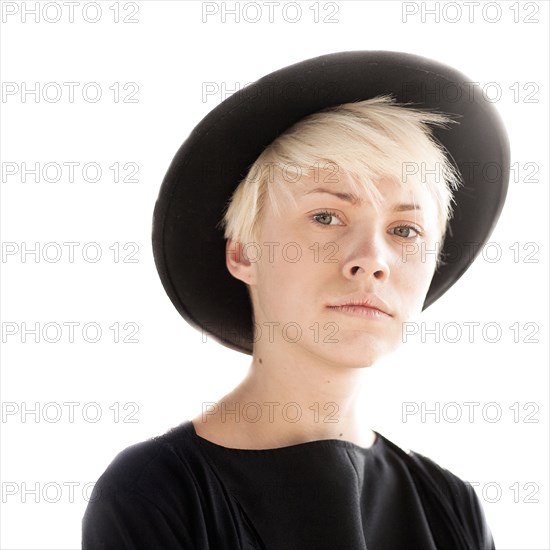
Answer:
[152,50,510,355]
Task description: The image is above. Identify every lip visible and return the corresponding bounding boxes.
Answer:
[326,292,393,317]
[327,304,391,320]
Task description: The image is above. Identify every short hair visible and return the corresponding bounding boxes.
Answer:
[218,94,463,270]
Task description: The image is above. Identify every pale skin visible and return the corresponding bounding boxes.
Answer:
[192,172,441,450]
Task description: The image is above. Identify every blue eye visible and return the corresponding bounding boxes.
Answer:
[311,212,423,239]
[311,210,343,227]
[392,224,423,238]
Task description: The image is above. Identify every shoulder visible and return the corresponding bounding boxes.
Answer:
[82,422,205,548]
[408,449,495,549]
[377,433,495,550]
[89,423,198,501]
[377,432,480,503]
[407,448,475,502]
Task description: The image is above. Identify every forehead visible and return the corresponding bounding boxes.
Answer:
[290,171,434,210]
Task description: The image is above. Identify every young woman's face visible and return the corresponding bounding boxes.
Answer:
[231,172,442,368]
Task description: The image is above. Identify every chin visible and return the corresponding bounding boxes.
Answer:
[316,341,389,370]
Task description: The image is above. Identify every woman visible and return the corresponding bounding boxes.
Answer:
[82,51,509,549]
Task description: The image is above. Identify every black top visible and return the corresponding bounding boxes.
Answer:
[82,420,495,549]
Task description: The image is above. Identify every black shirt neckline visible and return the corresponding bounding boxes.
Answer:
[186,419,382,454]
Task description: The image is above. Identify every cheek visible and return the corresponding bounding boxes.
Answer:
[256,248,322,307]
[267,252,316,285]
[395,256,436,314]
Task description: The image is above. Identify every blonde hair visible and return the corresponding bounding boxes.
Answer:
[218,95,463,269]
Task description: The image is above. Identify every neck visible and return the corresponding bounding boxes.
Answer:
[193,339,375,450]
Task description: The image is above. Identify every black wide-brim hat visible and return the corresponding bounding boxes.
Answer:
[152,50,510,355]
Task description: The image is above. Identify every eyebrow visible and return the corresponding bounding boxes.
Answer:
[303,187,422,211]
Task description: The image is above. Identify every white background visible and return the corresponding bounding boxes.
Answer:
[1,1,548,548]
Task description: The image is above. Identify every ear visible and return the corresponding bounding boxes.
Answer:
[225,239,257,286]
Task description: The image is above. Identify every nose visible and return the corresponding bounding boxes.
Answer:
[341,225,390,283]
